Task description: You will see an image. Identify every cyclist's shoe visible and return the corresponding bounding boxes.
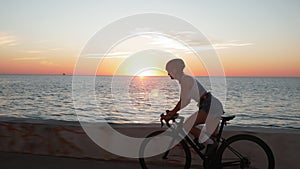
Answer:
[193,138,205,150]
[205,141,218,157]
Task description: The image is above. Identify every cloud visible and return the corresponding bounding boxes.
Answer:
[171,32,253,51]
[0,32,18,47]
[139,32,253,52]
[12,56,59,67]
[24,50,43,54]
[23,47,62,54]
[212,42,253,49]
[80,32,253,59]
[82,51,132,59]
[12,57,43,61]
[39,60,57,66]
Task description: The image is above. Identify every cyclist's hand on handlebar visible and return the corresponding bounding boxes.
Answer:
[163,110,178,121]
[160,110,179,127]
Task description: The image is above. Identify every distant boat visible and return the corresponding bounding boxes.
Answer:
[62,73,66,76]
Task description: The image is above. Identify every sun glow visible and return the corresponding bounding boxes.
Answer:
[136,69,166,77]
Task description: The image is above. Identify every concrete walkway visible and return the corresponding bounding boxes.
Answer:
[0,152,142,169]
[0,152,204,169]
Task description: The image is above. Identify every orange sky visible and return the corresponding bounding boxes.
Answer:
[0,1,299,77]
[1,47,299,77]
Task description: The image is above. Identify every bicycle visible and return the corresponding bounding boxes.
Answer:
[139,112,275,169]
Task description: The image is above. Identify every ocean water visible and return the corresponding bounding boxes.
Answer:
[0,75,299,129]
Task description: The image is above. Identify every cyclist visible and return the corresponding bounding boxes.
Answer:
[162,58,224,152]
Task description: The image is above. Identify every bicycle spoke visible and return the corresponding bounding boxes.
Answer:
[226,145,245,160]
[221,158,242,167]
[218,134,274,169]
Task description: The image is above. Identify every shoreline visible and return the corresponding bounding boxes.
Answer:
[0,116,299,131]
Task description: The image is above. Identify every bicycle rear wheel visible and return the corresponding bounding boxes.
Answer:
[217,134,275,169]
[139,130,191,169]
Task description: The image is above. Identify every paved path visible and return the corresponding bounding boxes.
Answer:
[0,152,205,169]
[0,152,142,169]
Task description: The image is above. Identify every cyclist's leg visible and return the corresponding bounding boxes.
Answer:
[184,109,207,138]
[184,110,219,139]
[199,96,223,143]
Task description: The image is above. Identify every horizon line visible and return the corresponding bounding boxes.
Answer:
[0,73,299,78]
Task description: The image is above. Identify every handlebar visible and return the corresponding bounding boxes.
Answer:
[160,110,184,128]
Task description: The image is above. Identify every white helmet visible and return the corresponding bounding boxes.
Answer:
[166,58,185,72]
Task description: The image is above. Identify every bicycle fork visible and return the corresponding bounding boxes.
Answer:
[162,137,176,159]
[162,129,186,160]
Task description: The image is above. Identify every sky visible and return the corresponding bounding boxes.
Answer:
[0,0,299,77]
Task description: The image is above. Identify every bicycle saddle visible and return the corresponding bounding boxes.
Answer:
[221,115,235,121]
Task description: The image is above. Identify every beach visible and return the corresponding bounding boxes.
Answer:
[0,117,299,169]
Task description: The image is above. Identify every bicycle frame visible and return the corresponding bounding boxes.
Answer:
[162,116,226,161]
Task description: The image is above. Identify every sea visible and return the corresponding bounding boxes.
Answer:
[0,75,299,129]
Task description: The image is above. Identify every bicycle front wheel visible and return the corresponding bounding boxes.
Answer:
[139,130,191,169]
[217,134,275,169]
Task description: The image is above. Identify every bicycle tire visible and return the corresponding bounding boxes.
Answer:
[217,134,275,169]
[139,130,191,169]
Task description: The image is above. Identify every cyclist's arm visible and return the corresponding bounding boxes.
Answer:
[166,100,181,119]
[167,76,193,118]
[171,100,181,113]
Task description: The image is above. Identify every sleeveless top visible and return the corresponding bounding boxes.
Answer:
[179,75,207,109]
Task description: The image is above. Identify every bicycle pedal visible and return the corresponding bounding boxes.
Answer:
[205,143,218,156]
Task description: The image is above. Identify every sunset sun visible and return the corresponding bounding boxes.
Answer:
[136,69,166,77]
